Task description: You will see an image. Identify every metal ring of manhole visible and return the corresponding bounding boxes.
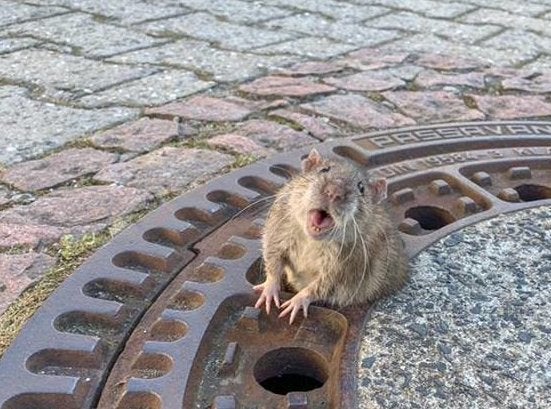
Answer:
[1,121,550,409]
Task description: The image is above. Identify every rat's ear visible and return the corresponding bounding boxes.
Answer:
[368,178,388,204]
[302,148,323,173]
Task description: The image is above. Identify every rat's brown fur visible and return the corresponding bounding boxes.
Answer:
[260,150,408,311]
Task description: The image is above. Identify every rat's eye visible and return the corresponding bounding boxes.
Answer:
[319,166,331,173]
[357,181,365,194]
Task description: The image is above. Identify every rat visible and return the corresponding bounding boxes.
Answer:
[254,148,409,324]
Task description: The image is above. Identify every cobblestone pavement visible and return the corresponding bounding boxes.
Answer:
[1,0,551,365]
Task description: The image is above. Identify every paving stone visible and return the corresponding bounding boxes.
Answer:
[469,95,551,119]
[384,34,537,66]
[461,8,551,37]
[415,70,486,88]
[0,37,39,55]
[145,96,252,122]
[256,0,390,22]
[108,39,298,82]
[0,186,9,207]
[415,53,486,71]
[239,76,335,98]
[501,73,551,93]
[385,65,424,81]
[36,0,187,25]
[207,134,270,157]
[78,70,214,108]
[269,109,338,140]
[382,91,484,123]
[0,186,153,232]
[235,120,316,151]
[141,12,295,51]
[0,252,56,316]
[91,118,179,153]
[521,55,551,72]
[482,29,551,55]
[1,148,118,192]
[458,0,549,16]
[275,61,344,77]
[336,49,409,70]
[161,0,292,23]
[0,85,138,165]
[0,49,155,98]
[0,0,67,27]
[94,147,234,196]
[252,37,357,59]
[368,11,501,44]
[0,223,63,250]
[324,71,405,92]
[359,0,476,19]
[301,94,415,129]
[265,13,400,46]
[5,13,160,57]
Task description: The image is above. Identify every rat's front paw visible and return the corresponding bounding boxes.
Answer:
[253,279,280,315]
[279,290,312,324]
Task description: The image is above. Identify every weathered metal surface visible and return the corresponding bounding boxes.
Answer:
[0,121,550,409]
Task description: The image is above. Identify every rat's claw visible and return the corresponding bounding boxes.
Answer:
[278,291,311,324]
[253,280,280,315]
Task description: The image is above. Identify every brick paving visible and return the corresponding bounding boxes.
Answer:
[1,0,551,335]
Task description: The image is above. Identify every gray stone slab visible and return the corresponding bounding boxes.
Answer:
[461,8,551,37]
[383,33,537,67]
[0,49,155,98]
[25,0,188,25]
[482,29,551,55]
[0,37,39,54]
[162,0,293,23]
[108,39,299,82]
[4,13,160,57]
[456,0,548,16]
[265,13,400,46]
[77,70,214,107]
[0,85,138,165]
[252,37,357,59]
[0,0,67,27]
[140,12,296,51]
[358,206,551,408]
[251,0,390,22]
[368,11,502,44]
[357,0,476,19]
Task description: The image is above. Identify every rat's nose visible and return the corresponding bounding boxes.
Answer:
[324,184,344,203]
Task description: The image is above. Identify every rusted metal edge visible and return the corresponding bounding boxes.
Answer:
[0,121,550,409]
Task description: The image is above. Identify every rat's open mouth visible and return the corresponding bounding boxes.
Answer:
[307,209,335,238]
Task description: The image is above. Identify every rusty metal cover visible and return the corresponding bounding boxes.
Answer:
[0,121,550,409]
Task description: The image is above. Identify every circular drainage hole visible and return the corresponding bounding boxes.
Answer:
[254,347,328,395]
[514,184,551,202]
[405,206,455,231]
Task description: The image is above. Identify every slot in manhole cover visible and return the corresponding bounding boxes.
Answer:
[0,121,549,409]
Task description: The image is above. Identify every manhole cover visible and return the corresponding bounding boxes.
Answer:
[0,121,549,409]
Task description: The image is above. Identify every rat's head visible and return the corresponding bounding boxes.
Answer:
[292,148,387,242]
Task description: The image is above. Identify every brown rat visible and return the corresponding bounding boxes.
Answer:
[254,148,409,323]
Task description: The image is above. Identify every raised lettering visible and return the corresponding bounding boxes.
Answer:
[438,128,464,139]
[459,126,486,137]
[392,132,419,144]
[414,129,441,141]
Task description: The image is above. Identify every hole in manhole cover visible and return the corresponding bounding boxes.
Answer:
[404,205,456,231]
[254,347,328,395]
[1,121,550,409]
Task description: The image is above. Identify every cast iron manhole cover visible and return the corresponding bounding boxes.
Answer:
[0,121,550,408]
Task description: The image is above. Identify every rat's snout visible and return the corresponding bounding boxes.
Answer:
[323,183,345,203]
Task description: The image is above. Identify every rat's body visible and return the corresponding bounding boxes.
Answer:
[255,149,408,323]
